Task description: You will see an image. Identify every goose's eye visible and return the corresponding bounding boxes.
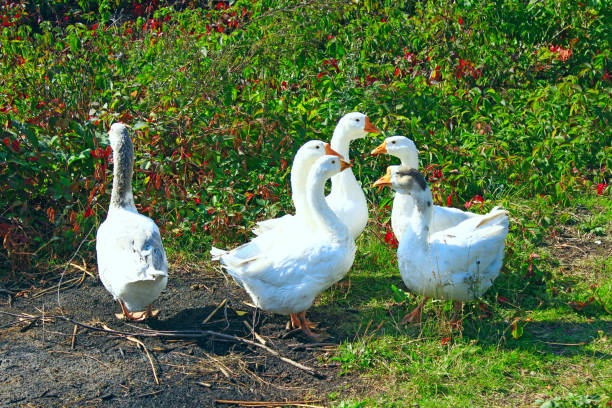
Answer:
[392,141,396,144]
[355,119,360,122]
[315,145,320,149]
[332,160,336,164]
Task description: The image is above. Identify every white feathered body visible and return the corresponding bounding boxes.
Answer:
[391,191,505,241]
[97,207,168,311]
[252,213,293,236]
[214,227,355,315]
[213,155,357,316]
[398,209,508,302]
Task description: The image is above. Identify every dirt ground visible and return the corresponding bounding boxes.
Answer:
[0,264,358,407]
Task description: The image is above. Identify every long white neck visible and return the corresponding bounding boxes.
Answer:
[109,136,137,212]
[329,128,361,197]
[306,169,350,241]
[289,155,310,218]
[404,189,434,250]
[330,126,352,160]
[394,151,419,169]
[392,192,414,240]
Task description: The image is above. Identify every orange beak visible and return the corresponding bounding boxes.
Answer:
[340,159,353,172]
[370,140,387,156]
[325,143,345,160]
[372,167,392,192]
[363,117,381,134]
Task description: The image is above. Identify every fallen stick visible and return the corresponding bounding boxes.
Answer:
[126,336,160,385]
[70,324,78,350]
[243,320,267,345]
[202,298,227,325]
[137,390,163,398]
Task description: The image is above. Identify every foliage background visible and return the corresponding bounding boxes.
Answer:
[0,0,610,274]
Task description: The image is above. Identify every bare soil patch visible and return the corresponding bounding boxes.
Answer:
[0,265,358,407]
[548,203,611,279]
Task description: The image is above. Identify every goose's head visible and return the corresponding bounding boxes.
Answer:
[335,112,380,141]
[311,154,353,181]
[108,123,130,151]
[373,166,430,199]
[295,140,343,167]
[371,136,419,168]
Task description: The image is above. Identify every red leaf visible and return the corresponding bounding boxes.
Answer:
[569,297,595,311]
[596,183,607,195]
[10,140,20,153]
[465,195,484,209]
[384,231,398,248]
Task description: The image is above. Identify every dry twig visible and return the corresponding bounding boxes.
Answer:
[70,324,78,350]
[202,298,227,325]
[126,336,160,385]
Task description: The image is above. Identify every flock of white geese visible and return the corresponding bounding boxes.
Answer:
[96,113,509,337]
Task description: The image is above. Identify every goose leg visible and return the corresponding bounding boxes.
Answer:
[115,300,151,321]
[298,311,318,329]
[297,312,320,339]
[449,301,463,329]
[289,313,300,329]
[401,297,429,325]
[145,304,160,319]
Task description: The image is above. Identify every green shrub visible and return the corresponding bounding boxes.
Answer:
[1,0,610,275]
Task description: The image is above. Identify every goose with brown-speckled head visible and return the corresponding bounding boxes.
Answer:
[96,123,168,321]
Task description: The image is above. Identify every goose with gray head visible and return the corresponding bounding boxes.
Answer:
[212,155,356,338]
[372,135,506,241]
[96,123,168,321]
[253,112,380,239]
[373,167,508,326]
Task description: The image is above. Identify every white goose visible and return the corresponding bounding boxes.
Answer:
[212,155,356,337]
[254,112,380,238]
[373,167,508,325]
[372,135,504,240]
[251,140,343,235]
[211,140,343,262]
[96,123,168,321]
